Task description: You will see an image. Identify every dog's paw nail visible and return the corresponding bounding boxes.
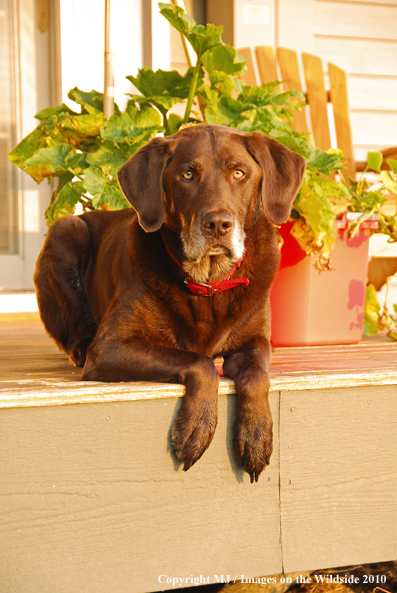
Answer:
[182,459,195,472]
[250,471,260,483]
[234,414,273,482]
[172,402,218,470]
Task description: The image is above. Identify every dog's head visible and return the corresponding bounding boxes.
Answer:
[118,124,305,282]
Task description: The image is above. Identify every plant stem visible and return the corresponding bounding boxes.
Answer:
[79,196,94,210]
[183,43,202,124]
[68,168,83,181]
[347,205,377,239]
[162,109,171,136]
[385,276,390,306]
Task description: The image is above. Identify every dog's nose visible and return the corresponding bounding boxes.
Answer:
[203,211,234,237]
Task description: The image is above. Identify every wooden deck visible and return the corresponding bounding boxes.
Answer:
[1,316,397,593]
[2,316,397,408]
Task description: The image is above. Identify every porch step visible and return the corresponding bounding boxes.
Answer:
[1,320,397,593]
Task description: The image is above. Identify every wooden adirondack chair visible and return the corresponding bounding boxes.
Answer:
[237,46,397,180]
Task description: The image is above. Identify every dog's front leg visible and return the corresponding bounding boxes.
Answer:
[223,336,273,482]
[82,339,219,470]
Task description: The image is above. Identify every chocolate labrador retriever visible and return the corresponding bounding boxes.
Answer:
[34,124,305,482]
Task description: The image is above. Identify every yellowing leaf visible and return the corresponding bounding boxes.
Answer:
[8,127,44,170]
[45,179,83,226]
[61,112,107,137]
[363,284,381,336]
[290,175,337,266]
[378,170,397,195]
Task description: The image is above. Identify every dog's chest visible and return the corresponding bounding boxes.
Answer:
[172,293,243,356]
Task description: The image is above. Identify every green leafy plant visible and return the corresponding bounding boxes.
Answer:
[365,282,397,340]
[8,88,164,224]
[8,1,397,280]
[355,156,397,340]
[9,2,345,231]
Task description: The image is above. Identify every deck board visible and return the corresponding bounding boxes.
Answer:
[1,318,397,408]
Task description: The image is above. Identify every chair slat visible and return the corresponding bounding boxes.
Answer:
[255,46,279,84]
[236,45,396,180]
[328,62,356,180]
[277,47,309,134]
[237,47,258,86]
[302,52,332,152]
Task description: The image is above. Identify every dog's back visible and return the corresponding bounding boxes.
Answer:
[34,208,135,365]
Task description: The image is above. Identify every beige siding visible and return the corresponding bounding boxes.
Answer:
[281,385,397,573]
[313,0,397,160]
[207,0,397,162]
[0,394,283,593]
[1,385,397,592]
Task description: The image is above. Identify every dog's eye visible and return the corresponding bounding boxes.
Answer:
[233,170,244,179]
[182,171,193,180]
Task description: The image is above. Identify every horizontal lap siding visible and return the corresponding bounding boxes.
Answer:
[0,394,282,593]
[280,385,397,573]
[351,112,397,159]
[313,0,397,161]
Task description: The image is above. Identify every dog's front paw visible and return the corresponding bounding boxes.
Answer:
[233,406,273,483]
[172,398,218,471]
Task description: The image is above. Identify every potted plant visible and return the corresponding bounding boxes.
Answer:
[270,155,397,345]
[8,3,397,344]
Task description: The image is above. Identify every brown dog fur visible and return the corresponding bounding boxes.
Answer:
[34,124,305,481]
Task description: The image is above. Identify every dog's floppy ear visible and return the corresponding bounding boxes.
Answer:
[246,131,306,225]
[117,136,172,232]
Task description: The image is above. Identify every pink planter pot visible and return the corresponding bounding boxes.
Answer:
[270,219,378,347]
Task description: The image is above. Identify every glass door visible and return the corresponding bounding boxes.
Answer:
[0,0,57,291]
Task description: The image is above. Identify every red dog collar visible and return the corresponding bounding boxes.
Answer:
[163,240,250,297]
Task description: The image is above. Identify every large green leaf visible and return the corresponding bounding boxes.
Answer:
[67,87,120,115]
[269,132,313,160]
[86,142,127,176]
[128,68,203,111]
[24,144,75,167]
[291,174,337,264]
[201,45,246,84]
[8,127,44,171]
[307,148,344,175]
[23,144,77,183]
[35,104,77,120]
[125,101,163,129]
[38,112,87,147]
[204,94,248,127]
[45,177,84,225]
[83,167,130,210]
[238,85,279,107]
[11,111,107,181]
[101,104,160,139]
[158,3,246,80]
[366,151,383,173]
[159,4,222,56]
[100,104,162,150]
[61,112,107,137]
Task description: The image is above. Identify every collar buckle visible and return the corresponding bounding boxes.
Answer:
[184,279,216,296]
